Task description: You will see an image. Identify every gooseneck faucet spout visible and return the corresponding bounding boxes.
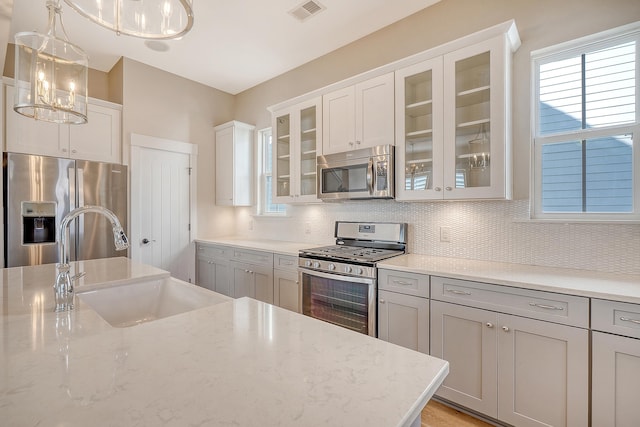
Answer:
[54,205,129,312]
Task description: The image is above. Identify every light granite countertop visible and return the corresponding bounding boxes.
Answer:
[195,237,330,257]
[378,254,640,304]
[1,257,448,426]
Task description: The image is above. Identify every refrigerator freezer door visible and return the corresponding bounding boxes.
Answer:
[75,160,128,261]
[4,153,74,267]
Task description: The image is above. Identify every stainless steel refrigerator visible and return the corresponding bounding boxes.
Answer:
[3,152,128,268]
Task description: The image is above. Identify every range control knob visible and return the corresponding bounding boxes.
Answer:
[355,267,363,275]
[344,266,352,273]
[328,263,336,271]
[313,261,321,269]
[305,260,312,267]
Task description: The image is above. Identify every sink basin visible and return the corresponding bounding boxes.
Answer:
[77,277,231,327]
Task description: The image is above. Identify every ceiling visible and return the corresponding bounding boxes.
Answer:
[7,0,440,95]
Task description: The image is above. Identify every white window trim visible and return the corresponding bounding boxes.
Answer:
[530,22,640,222]
[256,127,286,217]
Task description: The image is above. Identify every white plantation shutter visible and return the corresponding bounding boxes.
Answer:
[533,25,640,220]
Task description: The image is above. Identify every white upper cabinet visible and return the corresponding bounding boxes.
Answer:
[322,72,394,154]
[214,120,255,207]
[272,97,322,204]
[396,25,519,201]
[5,84,122,164]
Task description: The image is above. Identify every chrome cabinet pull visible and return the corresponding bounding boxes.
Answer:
[446,289,471,296]
[502,326,509,332]
[379,299,386,304]
[393,280,413,286]
[434,187,442,191]
[486,322,494,328]
[445,186,452,191]
[529,302,564,311]
[620,317,640,325]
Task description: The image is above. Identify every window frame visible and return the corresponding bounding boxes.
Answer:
[257,127,286,216]
[531,22,640,221]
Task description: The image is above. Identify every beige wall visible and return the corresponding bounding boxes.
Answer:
[121,58,237,237]
[235,0,640,200]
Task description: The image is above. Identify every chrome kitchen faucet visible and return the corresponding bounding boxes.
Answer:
[54,205,129,312]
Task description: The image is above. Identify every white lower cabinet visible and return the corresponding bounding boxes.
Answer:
[231,262,273,304]
[273,254,301,313]
[195,244,233,297]
[430,277,589,427]
[377,269,430,354]
[591,299,640,427]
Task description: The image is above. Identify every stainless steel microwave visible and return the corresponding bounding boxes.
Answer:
[317,145,394,201]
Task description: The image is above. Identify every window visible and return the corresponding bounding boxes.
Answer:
[532,23,640,220]
[258,128,285,215]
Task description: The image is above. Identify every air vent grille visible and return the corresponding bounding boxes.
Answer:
[289,0,326,22]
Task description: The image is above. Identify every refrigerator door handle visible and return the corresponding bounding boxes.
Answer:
[77,168,84,259]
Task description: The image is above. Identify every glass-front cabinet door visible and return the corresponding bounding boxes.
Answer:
[272,97,322,203]
[395,57,443,200]
[298,104,318,199]
[443,36,510,199]
[274,112,292,199]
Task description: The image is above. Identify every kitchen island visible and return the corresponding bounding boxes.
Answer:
[1,257,448,426]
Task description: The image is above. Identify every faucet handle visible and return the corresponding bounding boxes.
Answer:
[71,271,86,282]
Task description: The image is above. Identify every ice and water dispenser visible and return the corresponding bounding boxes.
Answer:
[21,202,57,245]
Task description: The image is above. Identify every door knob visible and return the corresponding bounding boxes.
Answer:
[141,238,155,245]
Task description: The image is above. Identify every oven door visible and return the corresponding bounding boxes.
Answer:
[300,267,376,337]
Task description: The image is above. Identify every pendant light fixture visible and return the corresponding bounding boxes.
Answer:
[14,0,89,124]
[63,0,194,40]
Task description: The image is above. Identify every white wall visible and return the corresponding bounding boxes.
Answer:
[230,0,640,275]
[121,58,238,239]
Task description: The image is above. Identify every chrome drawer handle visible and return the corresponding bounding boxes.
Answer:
[486,322,494,328]
[529,302,564,311]
[446,289,471,295]
[620,317,640,325]
[393,280,413,286]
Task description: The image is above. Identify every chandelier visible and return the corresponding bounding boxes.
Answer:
[63,0,194,39]
[14,0,89,124]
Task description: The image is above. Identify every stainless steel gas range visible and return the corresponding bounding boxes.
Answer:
[298,221,408,336]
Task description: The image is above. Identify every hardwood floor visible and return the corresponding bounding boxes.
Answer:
[421,400,494,427]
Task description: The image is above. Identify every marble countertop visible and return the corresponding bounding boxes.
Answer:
[379,254,640,304]
[2,257,448,426]
[195,236,330,256]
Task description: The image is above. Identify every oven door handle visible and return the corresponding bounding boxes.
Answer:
[299,268,376,285]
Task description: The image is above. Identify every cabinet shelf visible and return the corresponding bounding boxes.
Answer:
[278,134,290,140]
[457,118,490,129]
[278,175,290,179]
[406,100,433,118]
[457,85,490,97]
[302,172,316,176]
[407,158,432,164]
[301,128,316,134]
[407,129,433,137]
[278,154,291,159]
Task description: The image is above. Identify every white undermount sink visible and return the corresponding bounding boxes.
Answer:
[77,277,231,327]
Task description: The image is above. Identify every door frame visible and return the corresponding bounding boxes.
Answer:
[130,133,198,281]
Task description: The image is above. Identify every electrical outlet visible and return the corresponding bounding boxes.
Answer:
[304,222,311,234]
[248,219,254,231]
[440,226,452,243]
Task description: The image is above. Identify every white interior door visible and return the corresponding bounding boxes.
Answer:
[130,134,197,281]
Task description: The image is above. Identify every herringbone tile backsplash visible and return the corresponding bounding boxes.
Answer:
[237,199,640,275]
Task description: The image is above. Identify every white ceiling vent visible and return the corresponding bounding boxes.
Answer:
[289,0,326,22]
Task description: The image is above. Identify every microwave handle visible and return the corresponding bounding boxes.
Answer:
[367,158,375,195]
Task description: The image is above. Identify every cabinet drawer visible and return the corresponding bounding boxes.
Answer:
[431,276,589,328]
[197,243,231,259]
[592,299,640,339]
[378,269,429,298]
[274,254,298,271]
[232,248,273,267]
